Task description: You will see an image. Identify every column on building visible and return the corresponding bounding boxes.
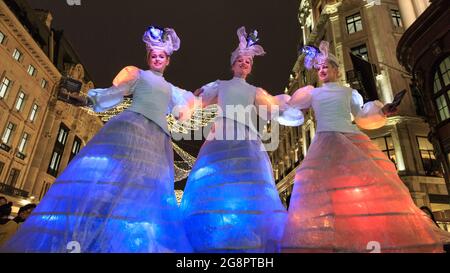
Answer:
[397,0,418,29]
[27,100,58,196]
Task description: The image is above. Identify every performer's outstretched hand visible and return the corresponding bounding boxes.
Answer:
[288,85,314,109]
[59,89,91,107]
[381,103,399,117]
[382,89,406,116]
[194,88,204,96]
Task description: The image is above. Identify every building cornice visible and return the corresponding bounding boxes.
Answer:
[0,0,60,82]
[397,0,449,73]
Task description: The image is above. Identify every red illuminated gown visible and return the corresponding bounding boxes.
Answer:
[281,83,447,253]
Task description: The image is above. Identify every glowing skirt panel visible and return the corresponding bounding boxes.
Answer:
[2,111,192,253]
[181,119,287,253]
[281,132,444,253]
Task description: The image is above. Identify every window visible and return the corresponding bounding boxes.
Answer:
[6,168,20,187]
[0,77,11,98]
[433,72,442,94]
[346,13,363,34]
[57,125,69,145]
[439,57,450,87]
[391,9,402,27]
[27,65,36,76]
[41,79,48,89]
[351,44,369,61]
[48,123,70,177]
[48,151,62,176]
[436,95,450,121]
[12,48,22,61]
[29,103,39,122]
[0,31,5,44]
[15,91,26,111]
[433,56,450,122]
[417,137,442,177]
[0,161,4,176]
[2,122,15,145]
[372,135,397,168]
[69,137,82,162]
[17,132,29,154]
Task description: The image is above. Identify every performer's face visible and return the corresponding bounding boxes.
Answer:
[232,55,253,78]
[316,61,339,83]
[148,49,170,73]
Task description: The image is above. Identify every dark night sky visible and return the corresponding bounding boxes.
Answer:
[27,0,301,94]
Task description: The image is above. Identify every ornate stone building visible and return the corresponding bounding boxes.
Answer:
[273,0,450,230]
[397,0,450,226]
[0,0,102,211]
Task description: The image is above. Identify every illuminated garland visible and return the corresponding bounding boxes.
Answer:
[167,104,218,134]
[83,99,218,133]
[175,190,184,206]
[172,142,196,167]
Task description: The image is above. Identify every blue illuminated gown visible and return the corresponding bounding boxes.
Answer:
[2,68,193,253]
[180,78,287,253]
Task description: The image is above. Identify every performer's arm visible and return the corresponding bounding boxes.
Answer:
[87,66,140,112]
[288,85,314,109]
[272,85,314,127]
[169,85,201,121]
[196,81,219,107]
[255,88,290,115]
[351,90,387,130]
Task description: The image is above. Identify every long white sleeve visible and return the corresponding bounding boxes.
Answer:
[289,85,314,109]
[169,85,199,121]
[255,87,293,123]
[351,90,387,130]
[275,85,313,126]
[87,66,140,112]
[199,81,220,106]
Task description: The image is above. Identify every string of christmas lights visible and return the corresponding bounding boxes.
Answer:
[82,99,218,133]
[175,190,184,206]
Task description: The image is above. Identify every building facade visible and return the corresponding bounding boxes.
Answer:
[397,0,450,227]
[273,0,450,230]
[0,0,102,211]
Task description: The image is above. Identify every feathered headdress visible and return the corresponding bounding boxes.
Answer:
[302,41,339,70]
[230,26,266,65]
[143,26,180,56]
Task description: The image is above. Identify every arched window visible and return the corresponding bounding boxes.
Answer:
[432,56,450,122]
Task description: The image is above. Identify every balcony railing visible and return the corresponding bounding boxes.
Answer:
[0,183,29,198]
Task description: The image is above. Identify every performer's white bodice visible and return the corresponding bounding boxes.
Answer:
[88,68,193,135]
[209,77,259,134]
[312,82,363,134]
[127,70,171,134]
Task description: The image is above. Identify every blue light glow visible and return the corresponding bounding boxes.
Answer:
[246,30,260,48]
[302,45,320,70]
[148,26,164,42]
[1,112,192,253]
[181,134,287,253]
